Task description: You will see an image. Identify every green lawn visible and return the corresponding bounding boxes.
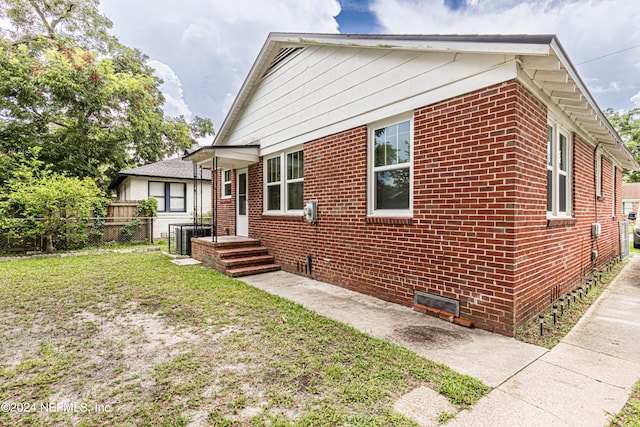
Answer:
[0,251,488,426]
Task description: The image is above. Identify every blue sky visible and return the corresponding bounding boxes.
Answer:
[99,0,640,135]
[335,0,378,32]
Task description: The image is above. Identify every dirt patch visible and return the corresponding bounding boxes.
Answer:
[0,303,215,421]
[74,304,200,387]
[393,325,471,346]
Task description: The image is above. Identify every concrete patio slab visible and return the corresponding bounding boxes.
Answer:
[171,258,202,266]
[498,359,629,426]
[393,386,455,427]
[241,271,546,388]
[448,388,569,427]
[541,342,640,389]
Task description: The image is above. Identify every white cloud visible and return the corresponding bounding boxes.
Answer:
[148,59,193,120]
[100,0,340,127]
[632,91,640,107]
[588,81,625,95]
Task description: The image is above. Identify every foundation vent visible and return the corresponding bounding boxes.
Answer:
[414,291,460,317]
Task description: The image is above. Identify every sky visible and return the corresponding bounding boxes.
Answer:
[98,0,640,140]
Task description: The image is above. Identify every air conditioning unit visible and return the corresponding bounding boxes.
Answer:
[175,227,194,256]
[174,226,212,256]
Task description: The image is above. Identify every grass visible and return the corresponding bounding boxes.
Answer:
[515,258,627,349]
[0,251,489,426]
[611,380,640,426]
[611,233,640,427]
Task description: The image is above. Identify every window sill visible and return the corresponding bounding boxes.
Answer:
[366,217,413,225]
[261,214,305,222]
[546,218,577,228]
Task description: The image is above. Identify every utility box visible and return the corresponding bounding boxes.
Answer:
[591,223,601,238]
[304,201,318,223]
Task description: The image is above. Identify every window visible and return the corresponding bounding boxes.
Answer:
[287,151,304,210]
[546,123,572,217]
[264,149,304,213]
[266,156,281,211]
[596,152,603,197]
[222,169,232,198]
[623,201,634,215]
[149,181,186,213]
[369,117,412,215]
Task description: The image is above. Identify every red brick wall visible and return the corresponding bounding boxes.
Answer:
[511,121,623,328]
[214,79,623,336]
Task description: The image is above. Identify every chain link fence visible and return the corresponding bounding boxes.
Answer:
[0,217,154,254]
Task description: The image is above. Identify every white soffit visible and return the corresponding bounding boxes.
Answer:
[182,146,260,170]
[519,42,638,170]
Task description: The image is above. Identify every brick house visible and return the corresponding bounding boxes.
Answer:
[185,33,638,336]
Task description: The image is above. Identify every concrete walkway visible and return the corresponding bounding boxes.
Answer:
[240,254,640,426]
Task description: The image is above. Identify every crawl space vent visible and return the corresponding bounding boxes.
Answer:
[414,291,460,317]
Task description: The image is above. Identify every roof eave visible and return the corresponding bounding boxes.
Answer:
[548,37,639,171]
[213,32,639,171]
[213,33,556,148]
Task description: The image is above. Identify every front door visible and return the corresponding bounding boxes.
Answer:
[236,169,248,236]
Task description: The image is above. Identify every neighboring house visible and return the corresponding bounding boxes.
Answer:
[109,157,211,238]
[622,182,640,218]
[184,33,638,336]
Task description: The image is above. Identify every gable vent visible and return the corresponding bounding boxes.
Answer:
[414,291,460,317]
[263,47,303,77]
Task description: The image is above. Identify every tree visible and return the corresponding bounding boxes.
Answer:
[0,0,117,54]
[0,155,109,253]
[605,108,640,182]
[0,0,214,187]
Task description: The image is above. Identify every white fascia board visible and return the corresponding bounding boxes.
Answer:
[272,33,552,56]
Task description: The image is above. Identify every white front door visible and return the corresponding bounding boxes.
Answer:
[236,169,248,236]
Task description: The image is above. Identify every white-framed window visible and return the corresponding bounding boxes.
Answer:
[222,169,232,198]
[264,148,304,213]
[149,181,186,213]
[596,152,603,198]
[286,150,304,211]
[368,115,413,216]
[546,122,572,217]
[623,201,634,215]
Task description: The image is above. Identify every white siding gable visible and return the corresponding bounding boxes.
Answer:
[222,45,518,155]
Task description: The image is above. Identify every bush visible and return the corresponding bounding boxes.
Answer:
[0,162,108,253]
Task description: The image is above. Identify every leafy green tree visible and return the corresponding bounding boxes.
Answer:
[0,0,117,53]
[605,108,640,182]
[189,115,215,139]
[0,0,214,187]
[0,158,109,253]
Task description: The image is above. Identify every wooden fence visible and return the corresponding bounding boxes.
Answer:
[102,200,152,244]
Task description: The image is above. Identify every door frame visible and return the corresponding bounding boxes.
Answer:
[236,169,248,237]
